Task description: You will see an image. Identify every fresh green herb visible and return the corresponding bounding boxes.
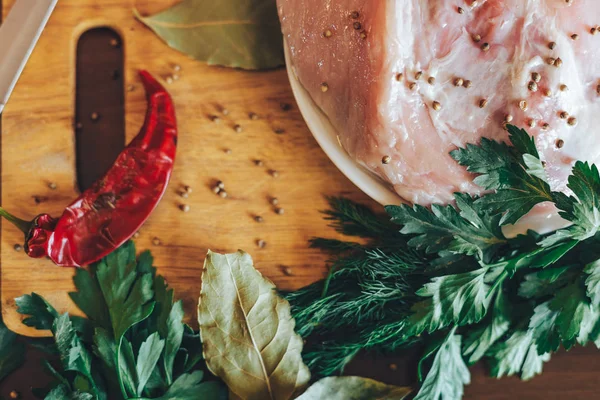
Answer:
[135,0,284,70]
[15,242,226,400]
[287,126,600,399]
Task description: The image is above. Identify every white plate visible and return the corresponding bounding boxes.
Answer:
[284,42,402,206]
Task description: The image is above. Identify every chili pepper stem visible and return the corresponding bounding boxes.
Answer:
[0,207,31,234]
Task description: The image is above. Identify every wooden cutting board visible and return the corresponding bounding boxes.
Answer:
[0,0,375,336]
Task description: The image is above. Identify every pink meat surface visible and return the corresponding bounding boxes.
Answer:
[279,0,600,226]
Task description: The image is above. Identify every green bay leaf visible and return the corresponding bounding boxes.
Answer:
[135,0,284,70]
[198,250,310,400]
[297,376,410,400]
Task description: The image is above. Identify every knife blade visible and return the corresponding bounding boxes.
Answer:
[0,0,58,115]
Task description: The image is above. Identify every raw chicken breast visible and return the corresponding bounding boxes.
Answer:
[278,0,600,218]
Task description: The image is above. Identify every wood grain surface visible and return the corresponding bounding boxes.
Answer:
[1,1,600,399]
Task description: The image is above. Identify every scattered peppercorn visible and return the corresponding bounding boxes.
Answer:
[90,112,99,121]
[571,33,579,40]
[555,58,563,67]
[75,122,83,130]
[415,71,423,80]
[481,43,490,52]
[542,160,547,167]
[549,41,557,50]
[234,124,243,133]
[270,197,279,206]
[254,215,264,223]
[519,100,528,111]
[504,114,514,123]
[531,72,541,83]
[219,190,228,199]
[472,34,482,42]
[110,38,119,47]
[254,160,264,167]
[544,88,552,97]
[353,22,362,30]
[9,391,19,399]
[280,103,291,111]
[166,76,174,84]
[560,84,569,92]
[432,101,442,111]
[463,80,472,88]
[274,128,285,134]
[216,181,225,190]
[321,82,329,92]
[221,108,229,115]
[427,77,436,85]
[48,182,57,190]
[282,266,294,276]
[454,77,464,87]
[127,85,135,92]
[547,57,556,66]
[591,27,597,35]
[172,74,180,81]
[541,123,550,130]
[479,99,488,108]
[457,6,464,14]
[14,244,22,252]
[270,170,280,178]
[528,81,538,92]
[224,148,232,154]
[359,31,367,40]
[257,239,266,248]
[556,139,565,148]
[559,111,569,119]
[408,82,417,91]
[275,207,285,215]
[528,119,536,128]
[152,237,161,246]
[395,73,404,82]
[184,185,193,194]
[382,155,391,164]
[249,112,259,120]
[351,11,359,19]
[173,64,181,72]
[212,186,221,194]
[323,29,332,38]
[389,364,398,371]
[568,117,577,126]
[179,204,190,213]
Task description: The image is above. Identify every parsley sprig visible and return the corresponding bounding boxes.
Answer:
[287,126,600,399]
[15,242,226,400]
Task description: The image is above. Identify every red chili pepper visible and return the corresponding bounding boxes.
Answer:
[0,70,177,267]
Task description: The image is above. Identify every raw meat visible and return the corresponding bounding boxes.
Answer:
[278,0,600,221]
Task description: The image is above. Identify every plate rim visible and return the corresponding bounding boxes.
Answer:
[283,40,402,207]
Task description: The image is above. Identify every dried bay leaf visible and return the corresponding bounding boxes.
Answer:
[135,0,284,70]
[297,376,411,400]
[198,250,310,400]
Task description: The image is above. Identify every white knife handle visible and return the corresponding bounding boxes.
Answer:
[0,0,58,114]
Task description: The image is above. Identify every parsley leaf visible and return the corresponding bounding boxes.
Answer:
[414,330,470,400]
[542,162,600,246]
[15,293,58,330]
[462,292,510,365]
[529,281,591,353]
[136,332,165,395]
[404,268,496,337]
[451,125,552,225]
[488,330,550,380]
[585,260,600,306]
[154,276,185,385]
[386,193,506,258]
